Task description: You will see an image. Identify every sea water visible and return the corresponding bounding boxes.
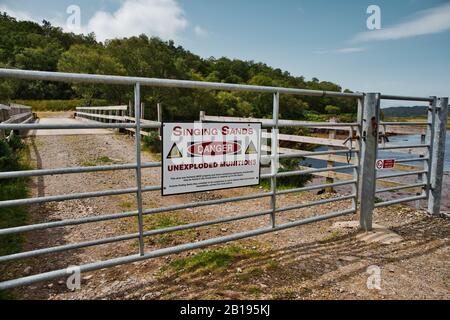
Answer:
[301,132,450,172]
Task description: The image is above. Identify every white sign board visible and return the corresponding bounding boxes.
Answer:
[162,122,261,196]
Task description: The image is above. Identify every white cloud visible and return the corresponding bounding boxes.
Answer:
[0,1,189,41]
[86,0,189,42]
[314,47,366,54]
[194,25,209,37]
[354,2,450,42]
[0,4,37,22]
[335,47,366,53]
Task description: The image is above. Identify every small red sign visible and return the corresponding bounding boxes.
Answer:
[376,159,396,170]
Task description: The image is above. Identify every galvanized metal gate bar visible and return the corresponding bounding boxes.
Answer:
[424,98,437,210]
[364,94,449,223]
[270,92,280,228]
[0,68,446,291]
[0,209,355,290]
[133,83,145,256]
[0,69,363,98]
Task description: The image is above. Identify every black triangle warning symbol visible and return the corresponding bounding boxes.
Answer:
[167,143,182,159]
[245,141,257,155]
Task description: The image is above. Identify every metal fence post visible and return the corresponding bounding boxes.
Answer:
[199,110,205,122]
[427,97,449,216]
[157,103,162,123]
[326,118,337,193]
[134,83,145,255]
[270,92,280,228]
[353,97,364,213]
[0,107,5,139]
[423,97,437,209]
[158,103,163,138]
[359,93,380,231]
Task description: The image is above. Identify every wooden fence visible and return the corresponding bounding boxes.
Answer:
[0,103,34,139]
[74,106,425,192]
[75,104,161,137]
[200,111,425,191]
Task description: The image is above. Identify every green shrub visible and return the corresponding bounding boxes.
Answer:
[13,99,109,111]
[0,135,24,172]
[261,158,312,190]
[304,111,329,122]
[338,113,357,122]
[142,131,161,154]
[0,135,30,297]
[304,110,355,123]
[6,133,25,152]
[325,105,341,115]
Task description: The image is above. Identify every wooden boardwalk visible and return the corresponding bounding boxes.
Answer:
[27,117,114,136]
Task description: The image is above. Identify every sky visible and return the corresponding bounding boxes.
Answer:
[1,0,450,107]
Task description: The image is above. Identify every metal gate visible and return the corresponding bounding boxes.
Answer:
[359,94,448,230]
[0,69,447,290]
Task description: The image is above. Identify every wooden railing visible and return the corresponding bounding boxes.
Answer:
[0,103,34,139]
[75,105,160,137]
[75,105,128,123]
[200,111,424,191]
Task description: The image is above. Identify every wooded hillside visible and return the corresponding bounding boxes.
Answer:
[0,13,357,122]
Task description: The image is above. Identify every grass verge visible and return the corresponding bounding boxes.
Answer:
[166,246,261,274]
[81,155,115,167]
[0,135,31,299]
[142,213,186,245]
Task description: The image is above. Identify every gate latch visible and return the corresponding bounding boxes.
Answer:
[343,136,356,164]
[371,116,378,137]
[379,133,390,144]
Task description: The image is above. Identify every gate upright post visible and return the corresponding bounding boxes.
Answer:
[359,93,380,231]
[326,118,337,193]
[0,108,5,139]
[270,92,280,228]
[134,83,145,255]
[428,97,449,216]
[423,97,437,210]
[353,97,364,213]
[157,103,162,123]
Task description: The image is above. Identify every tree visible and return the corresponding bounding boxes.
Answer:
[15,42,63,71]
[0,11,359,121]
[58,45,126,104]
[235,100,253,117]
[249,74,273,87]
[0,62,13,102]
[0,81,13,103]
[325,105,340,115]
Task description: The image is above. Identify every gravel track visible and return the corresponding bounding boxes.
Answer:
[2,118,449,300]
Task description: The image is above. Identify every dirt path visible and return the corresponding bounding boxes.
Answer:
[3,116,449,300]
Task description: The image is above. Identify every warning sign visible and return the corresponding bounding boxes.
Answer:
[162,122,262,196]
[245,141,257,155]
[376,159,396,170]
[167,143,183,159]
